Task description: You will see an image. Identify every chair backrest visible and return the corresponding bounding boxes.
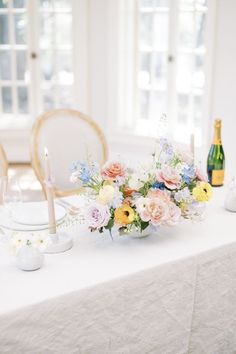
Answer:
[30,109,108,197]
[0,144,8,177]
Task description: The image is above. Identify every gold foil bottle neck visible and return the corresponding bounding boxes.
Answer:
[213,118,222,144]
[214,118,221,127]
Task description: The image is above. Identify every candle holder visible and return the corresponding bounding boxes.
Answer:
[44,231,73,254]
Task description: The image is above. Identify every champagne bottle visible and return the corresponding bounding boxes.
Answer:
[207,119,225,187]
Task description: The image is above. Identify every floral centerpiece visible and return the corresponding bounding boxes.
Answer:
[70,139,212,238]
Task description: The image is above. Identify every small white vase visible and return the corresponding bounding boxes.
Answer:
[225,179,236,212]
[16,246,44,271]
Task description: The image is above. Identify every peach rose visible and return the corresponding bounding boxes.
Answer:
[156,166,181,190]
[123,187,136,197]
[138,198,169,225]
[147,188,171,202]
[101,161,125,179]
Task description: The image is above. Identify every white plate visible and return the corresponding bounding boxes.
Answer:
[11,201,66,226]
[0,219,65,232]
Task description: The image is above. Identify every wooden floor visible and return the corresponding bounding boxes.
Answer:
[8,164,44,202]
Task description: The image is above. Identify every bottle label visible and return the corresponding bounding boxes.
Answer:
[212,170,224,185]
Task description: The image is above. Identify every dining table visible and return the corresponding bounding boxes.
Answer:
[0,188,236,354]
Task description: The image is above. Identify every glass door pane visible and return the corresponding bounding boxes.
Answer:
[175,0,208,142]
[39,0,74,110]
[0,0,29,128]
[137,0,170,134]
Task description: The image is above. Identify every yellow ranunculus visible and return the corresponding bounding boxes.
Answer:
[114,205,135,225]
[192,182,213,202]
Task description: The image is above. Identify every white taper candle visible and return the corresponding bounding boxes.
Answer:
[44,147,56,235]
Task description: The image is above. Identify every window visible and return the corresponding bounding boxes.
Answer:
[114,0,214,145]
[39,0,74,110]
[0,0,30,128]
[0,0,86,130]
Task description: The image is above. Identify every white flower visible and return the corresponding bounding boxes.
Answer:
[110,189,123,208]
[97,185,115,205]
[129,174,143,190]
[70,171,80,184]
[33,234,50,251]
[174,187,192,203]
[135,197,150,214]
[9,233,28,254]
[184,201,206,221]
[115,176,126,187]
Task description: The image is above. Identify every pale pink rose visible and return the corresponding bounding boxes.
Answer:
[147,188,171,202]
[156,166,181,190]
[101,161,125,179]
[86,203,111,229]
[165,202,181,226]
[196,168,208,182]
[176,147,194,164]
[139,198,169,225]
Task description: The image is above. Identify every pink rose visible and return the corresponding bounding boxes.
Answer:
[147,188,171,202]
[156,166,181,190]
[177,148,194,164]
[165,202,181,226]
[86,203,111,229]
[138,198,169,226]
[102,162,125,179]
[196,168,208,182]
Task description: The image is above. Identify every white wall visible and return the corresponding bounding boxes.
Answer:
[87,0,108,132]
[210,0,236,175]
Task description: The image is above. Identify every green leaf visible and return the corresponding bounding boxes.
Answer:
[140,221,149,231]
[104,218,114,231]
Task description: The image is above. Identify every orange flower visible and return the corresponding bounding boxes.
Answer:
[114,205,135,225]
[123,197,132,206]
[123,187,136,197]
[102,162,125,179]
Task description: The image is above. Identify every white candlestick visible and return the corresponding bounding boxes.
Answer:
[190,133,195,163]
[44,147,56,235]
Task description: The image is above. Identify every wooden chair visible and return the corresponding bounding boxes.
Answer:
[30,109,108,197]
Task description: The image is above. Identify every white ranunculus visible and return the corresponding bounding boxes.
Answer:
[97,185,115,205]
[128,174,143,190]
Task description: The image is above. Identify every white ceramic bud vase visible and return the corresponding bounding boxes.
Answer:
[225,178,236,212]
[16,245,44,271]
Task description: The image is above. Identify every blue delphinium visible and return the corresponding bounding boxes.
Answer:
[151,181,165,190]
[79,165,91,183]
[182,164,196,184]
[70,161,91,183]
[70,160,100,184]
[70,161,79,172]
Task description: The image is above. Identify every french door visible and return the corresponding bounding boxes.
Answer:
[0,0,83,131]
[138,0,212,144]
[116,0,214,145]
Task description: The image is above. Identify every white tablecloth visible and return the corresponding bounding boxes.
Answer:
[0,189,236,354]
